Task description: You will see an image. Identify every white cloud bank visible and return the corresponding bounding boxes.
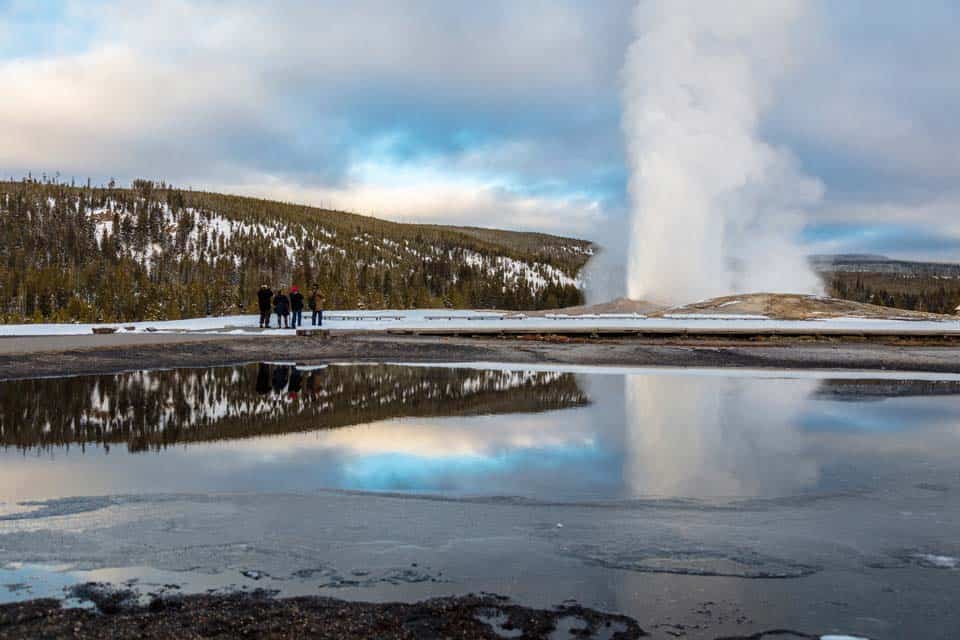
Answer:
[1,1,960,257]
[0,0,623,238]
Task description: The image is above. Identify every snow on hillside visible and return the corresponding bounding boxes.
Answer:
[462,250,579,289]
[83,199,581,290]
[88,201,341,265]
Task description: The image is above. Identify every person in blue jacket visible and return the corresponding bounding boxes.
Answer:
[289,286,305,329]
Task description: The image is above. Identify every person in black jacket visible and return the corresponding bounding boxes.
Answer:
[289,286,305,329]
[273,288,291,329]
[257,284,273,328]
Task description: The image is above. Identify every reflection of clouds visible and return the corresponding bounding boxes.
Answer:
[804,394,960,434]
[623,375,821,498]
[0,409,610,502]
[4,371,960,505]
[183,413,598,460]
[190,412,610,495]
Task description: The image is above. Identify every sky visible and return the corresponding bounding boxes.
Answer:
[1,0,958,262]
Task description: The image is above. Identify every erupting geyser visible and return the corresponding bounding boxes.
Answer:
[622,0,823,304]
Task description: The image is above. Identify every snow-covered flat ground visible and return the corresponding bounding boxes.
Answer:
[1,309,960,337]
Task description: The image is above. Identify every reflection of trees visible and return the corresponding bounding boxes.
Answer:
[0,365,587,453]
[814,379,960,401]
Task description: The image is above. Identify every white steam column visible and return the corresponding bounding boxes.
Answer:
[622,0,823,304]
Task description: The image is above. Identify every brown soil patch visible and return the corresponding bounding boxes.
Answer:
[650,293,956,321]
[517,297,666,317]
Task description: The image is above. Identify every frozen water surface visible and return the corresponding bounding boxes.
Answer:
[1,363,958,638]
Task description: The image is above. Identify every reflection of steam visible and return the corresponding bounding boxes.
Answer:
[623,374,820,498]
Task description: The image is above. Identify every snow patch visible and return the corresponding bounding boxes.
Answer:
[913,553,958,569]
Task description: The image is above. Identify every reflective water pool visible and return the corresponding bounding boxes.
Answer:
[2,363,959,638]
[3,363,959,506]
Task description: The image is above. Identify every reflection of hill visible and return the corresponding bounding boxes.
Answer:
[0,364,587,453]
[814,379,960,401]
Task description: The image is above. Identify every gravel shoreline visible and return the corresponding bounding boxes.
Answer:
[0,590,650,640]
[2,332,960,380]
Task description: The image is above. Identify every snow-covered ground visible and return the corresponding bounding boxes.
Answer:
[0,310,503,336]
[2,309,960,337]
[0,313,952,337]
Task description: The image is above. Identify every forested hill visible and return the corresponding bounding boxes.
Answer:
[0,178,591,323]
[814,254,960,315]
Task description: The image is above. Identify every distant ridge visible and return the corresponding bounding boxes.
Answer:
[810,253,890,263]
[811,254,960,279]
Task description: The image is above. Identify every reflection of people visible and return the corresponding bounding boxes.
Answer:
[288,368,303,396]
[290,286,304,329]
[256,363,271,395]
[272,365,290,393]
[302,371,322,397]
[257,285,273,328]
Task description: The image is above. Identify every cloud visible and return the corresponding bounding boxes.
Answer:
[102,1,628,100]
[804,193,960,261]
[0,0,627,237]
[770,2,960,196]
[1,0,959,258]
[215,162,606,237]
[0,45,281,179]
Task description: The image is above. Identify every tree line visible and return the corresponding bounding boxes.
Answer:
[827,274,960,315]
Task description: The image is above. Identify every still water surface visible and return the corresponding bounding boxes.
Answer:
[2,363,959,506]
[2,364,960,637]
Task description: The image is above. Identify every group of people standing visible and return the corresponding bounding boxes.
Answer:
[257,284,325,329]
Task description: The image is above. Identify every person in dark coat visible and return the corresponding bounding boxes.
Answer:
[289,286,304,329]
[309,286,325,326]
[273,288,291,329]
[257,284,273,328]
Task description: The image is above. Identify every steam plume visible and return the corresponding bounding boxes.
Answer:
[622,0,823,304]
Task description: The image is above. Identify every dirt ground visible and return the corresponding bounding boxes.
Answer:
[517,297,665,316]
[513,293,959,321]
[2,332,960,380]
[651,292,954,320]
[0,591,651,640]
